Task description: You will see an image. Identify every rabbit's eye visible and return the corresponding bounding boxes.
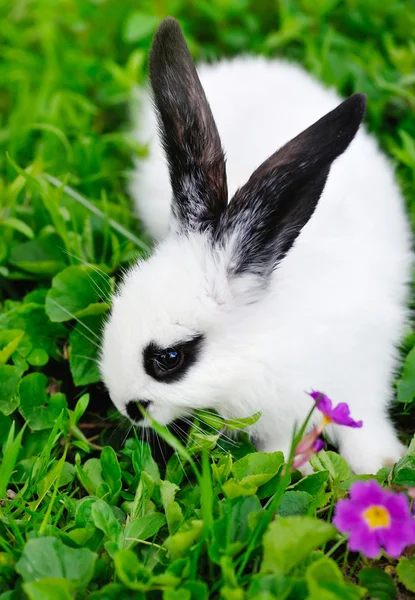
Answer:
[155,348,184,373]
[143,335,204,383]
[147,347,185,379]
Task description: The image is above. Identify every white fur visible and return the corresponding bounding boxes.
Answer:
[101,56,412,474]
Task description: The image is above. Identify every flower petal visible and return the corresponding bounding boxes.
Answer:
[307,391,362,428]
[333,499,363,532]
[308,391,332,415]
[331,403,363,428]
[295,429,320,455]
[308,390,327,403]
[382,522,415,558]
[383,493,412,520]
[348,524,381,558]
[349,480,385,507]
[313,438,325,453]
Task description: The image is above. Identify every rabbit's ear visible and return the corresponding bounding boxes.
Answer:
[216,93,366,279]
[149,17,227,234]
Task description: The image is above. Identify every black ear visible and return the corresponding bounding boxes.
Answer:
[215,93,366,278]
[149,17,227,233]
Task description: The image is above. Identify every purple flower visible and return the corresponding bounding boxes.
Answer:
[308,391,363,429]
[333,480,415,558]
[293,430,325,470]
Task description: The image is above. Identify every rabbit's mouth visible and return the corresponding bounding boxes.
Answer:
[125,399,151,423]
[124,399,188,428]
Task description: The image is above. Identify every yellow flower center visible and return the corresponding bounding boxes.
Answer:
[363,505,390,530]
[316,414,332,434]
[321,414,332,427]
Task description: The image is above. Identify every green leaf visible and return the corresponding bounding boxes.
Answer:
[164,520,204,561]
[212,453,232,485]
[132,441,160,483]
[182,581,209,600]
[310,451,350,481]
[73,393,89,425]
[210,496,262,563]
[0,413,12,445]
[187,431,219,454]
[195,410,224,430]
[391,455,415,487]
[19,373,66,430]
[277,491,312,516]
[397,557,415,593]
[0,551,15,582]
[89,584,145,599]
[23,578,74,600]
[114,549,151,590]
[233,451,284,484]
[306,556,342,585]
[24,289,48,305]
[16,537,96,590]
[1,217,34,239]
[396,346,415,403]
[358,568,397,600]
[0,330,25,364]
[225,411,262,431]
[124,513,166,548]
[160,480,184,533]
[74,497,98,528]
[222,479,258,499]
[220,588,244,600]
[407,433,415,457]
[57,461,76,487]
[69,315,102,386]
[261,516,336,575]
[101,446,122,502]
[164,588,192,600]
[224,451,284,496]
[307,557,366,599]
[46,265,111,322]
[92,499,124,553]
[0,303,65,361]
[293,471,329,495]
[9,236,66,276]
[248,573,293,599]
[76,457,105,495]
[26,347,49,366]
[0,364,21,415]
[165,453,185,486]
[0,421,25,503]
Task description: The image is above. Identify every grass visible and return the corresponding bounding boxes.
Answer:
[1,0,415,598]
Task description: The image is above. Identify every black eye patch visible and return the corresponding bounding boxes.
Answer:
[143,334,204,382]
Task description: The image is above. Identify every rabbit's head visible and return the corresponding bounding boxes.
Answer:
[100,17,366,427]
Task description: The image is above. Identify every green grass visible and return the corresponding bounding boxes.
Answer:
[1,0,415,598]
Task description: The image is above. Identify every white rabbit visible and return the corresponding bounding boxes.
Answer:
[100,17,412,474]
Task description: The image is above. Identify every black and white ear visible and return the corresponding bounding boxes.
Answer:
[215,93,366,279]
[149,17,227,234]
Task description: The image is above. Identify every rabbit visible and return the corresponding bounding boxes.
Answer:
[100,16,413,475]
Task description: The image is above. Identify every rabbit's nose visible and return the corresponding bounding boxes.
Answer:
[126,400,151,422]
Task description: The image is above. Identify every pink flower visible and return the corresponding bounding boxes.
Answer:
[292,391,363,472]
[308,391,363,429]
[293,433,324,470]
[333,480,415,558]
[407,488,415,501]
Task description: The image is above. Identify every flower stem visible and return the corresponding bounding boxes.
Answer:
[325,534,347,558]
[237,398,320,577]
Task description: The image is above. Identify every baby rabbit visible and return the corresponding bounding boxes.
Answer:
[100,17,412,474]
